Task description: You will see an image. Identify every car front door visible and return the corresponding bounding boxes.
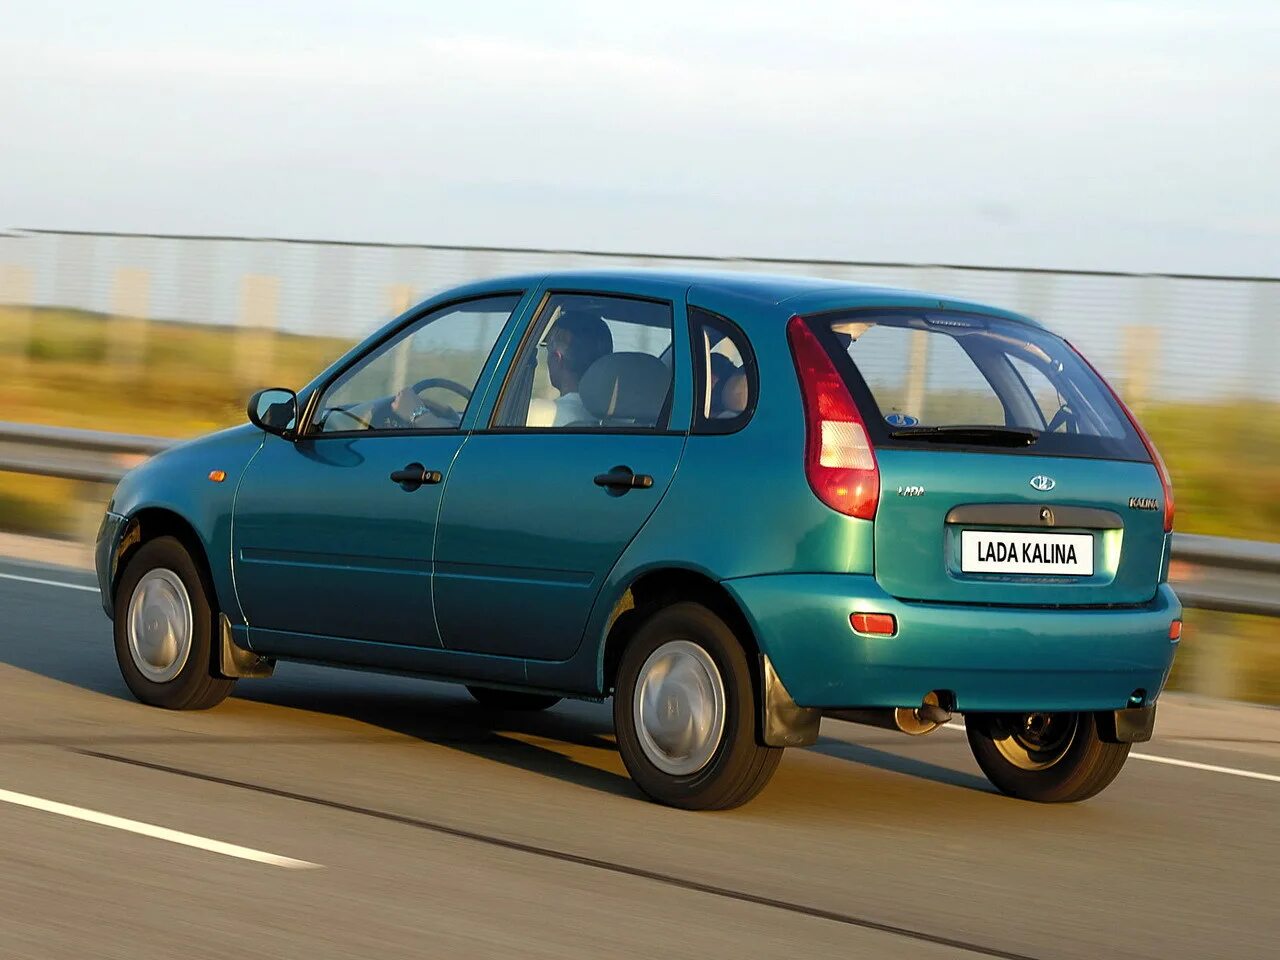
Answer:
[233,292,525,649]
[432,287,690,661]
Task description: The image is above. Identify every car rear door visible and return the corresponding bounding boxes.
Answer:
[432,284,690,660]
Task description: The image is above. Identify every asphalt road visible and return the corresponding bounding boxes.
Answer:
[0,556,1276,960]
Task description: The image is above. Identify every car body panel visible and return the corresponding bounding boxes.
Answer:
[231,431,465,646]
[874,449,1166,606]
[434,432,687,660]
[102,423,264,620]
[722,575,1180,711]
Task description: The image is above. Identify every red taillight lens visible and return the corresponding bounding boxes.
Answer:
[851,612,897,636]
[1067,341,1175,533]
[1169,620,1182,641]
[787,315,879,520]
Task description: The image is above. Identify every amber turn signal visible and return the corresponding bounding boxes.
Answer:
[208,470,226,483]
[1169,620,1182,640]
[850,612,897,636]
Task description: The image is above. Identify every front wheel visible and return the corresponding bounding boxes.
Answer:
[966,711,1130,803]
[113,536,235,710]
[614,602,782,810]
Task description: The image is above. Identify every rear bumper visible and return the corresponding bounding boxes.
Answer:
[95,511,128,619]
[722,575,1181,713]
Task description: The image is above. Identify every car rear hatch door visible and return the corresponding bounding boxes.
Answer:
[799,306,1171,607]
[874,448,1166,605]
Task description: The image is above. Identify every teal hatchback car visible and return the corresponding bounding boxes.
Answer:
[97,270,1180,809]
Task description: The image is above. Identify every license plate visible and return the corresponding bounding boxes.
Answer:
[960,530,1094,576]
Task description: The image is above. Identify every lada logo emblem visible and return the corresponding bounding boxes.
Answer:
[1029,475,1056,492]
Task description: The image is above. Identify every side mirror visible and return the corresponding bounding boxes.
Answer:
[247,388,299,438]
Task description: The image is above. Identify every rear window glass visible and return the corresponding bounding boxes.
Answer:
[808,310,1148,461]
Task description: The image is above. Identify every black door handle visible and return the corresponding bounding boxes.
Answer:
[593,466,654,493]
[390,462,442,490]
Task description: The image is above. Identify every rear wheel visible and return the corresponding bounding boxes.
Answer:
[466,686,561,711]
[966,711,1130,802]
[113,536,235,710]
[614,602,782,810]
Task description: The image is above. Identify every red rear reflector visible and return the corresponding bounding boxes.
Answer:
[851,612,896,636]
[1169,620,1182,640]
[787,316,879,519]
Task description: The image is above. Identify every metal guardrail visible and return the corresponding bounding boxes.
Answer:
[0,421,176,484]
[1,420,1277,616]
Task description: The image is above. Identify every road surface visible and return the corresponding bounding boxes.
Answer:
[0,556,1276,959]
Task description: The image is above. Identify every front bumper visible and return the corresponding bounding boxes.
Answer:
[723,575,1181,713]
[94,511,129,619]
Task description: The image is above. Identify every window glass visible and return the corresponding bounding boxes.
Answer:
[845,324,1006,426]
[312,295,518,434]
[1008,355,1063,430]
[809,311,1148,460]
[493,293,673,430]
[692,309,756,432]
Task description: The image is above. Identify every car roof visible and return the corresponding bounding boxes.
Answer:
[460,268,1043,329]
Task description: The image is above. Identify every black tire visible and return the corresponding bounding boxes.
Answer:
[614,602,782,810]
[466,686,561,711]
[113,536,235,710]
[966,711,1130,803]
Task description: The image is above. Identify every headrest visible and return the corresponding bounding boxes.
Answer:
[579,352,670,423]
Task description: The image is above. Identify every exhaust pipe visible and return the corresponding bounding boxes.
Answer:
[826,692,953,736]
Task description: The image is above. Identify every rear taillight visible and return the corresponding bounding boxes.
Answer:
[1068,341,1175,533]
[787,315,879,520]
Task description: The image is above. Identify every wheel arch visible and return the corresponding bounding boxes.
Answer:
[598,565,761,696]
[113,507,223,614]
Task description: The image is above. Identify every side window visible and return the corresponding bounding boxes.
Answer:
[691,308,756,433]
[311,295,519,434]
[492,293,674,431]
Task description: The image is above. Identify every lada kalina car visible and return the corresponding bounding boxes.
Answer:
[97,271,1180,809]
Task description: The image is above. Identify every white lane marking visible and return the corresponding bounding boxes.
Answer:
[0,572,98,593]
[1128,753,1280,783]
[942,719,1277,784]
[0,786,321,869]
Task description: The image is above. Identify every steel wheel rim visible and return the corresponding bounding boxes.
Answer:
[126,568,193,683]
[633,640,726,776]
[993,712,1079,770]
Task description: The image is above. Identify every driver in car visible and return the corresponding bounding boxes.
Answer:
[545,310,613,426]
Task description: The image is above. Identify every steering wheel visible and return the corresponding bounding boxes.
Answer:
[398,377,474,423]
[410,377,472,400]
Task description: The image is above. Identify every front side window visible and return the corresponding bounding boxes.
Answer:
[691,308,756,433]
[806,310,1148,460]
[492,293,674,430]
[311,295,518,434]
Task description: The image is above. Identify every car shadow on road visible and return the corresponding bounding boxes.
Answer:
[0,612,990,802]
[233,670,640,799]
[809,733,994,794]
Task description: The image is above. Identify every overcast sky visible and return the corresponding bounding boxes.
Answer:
[2,1,1276,274]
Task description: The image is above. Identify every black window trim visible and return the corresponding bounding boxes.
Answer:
[688,306,758,436]
[297,290,526,440]
[482,288,680,436]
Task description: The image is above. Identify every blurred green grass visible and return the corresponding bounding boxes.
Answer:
[1,306,1276,703]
